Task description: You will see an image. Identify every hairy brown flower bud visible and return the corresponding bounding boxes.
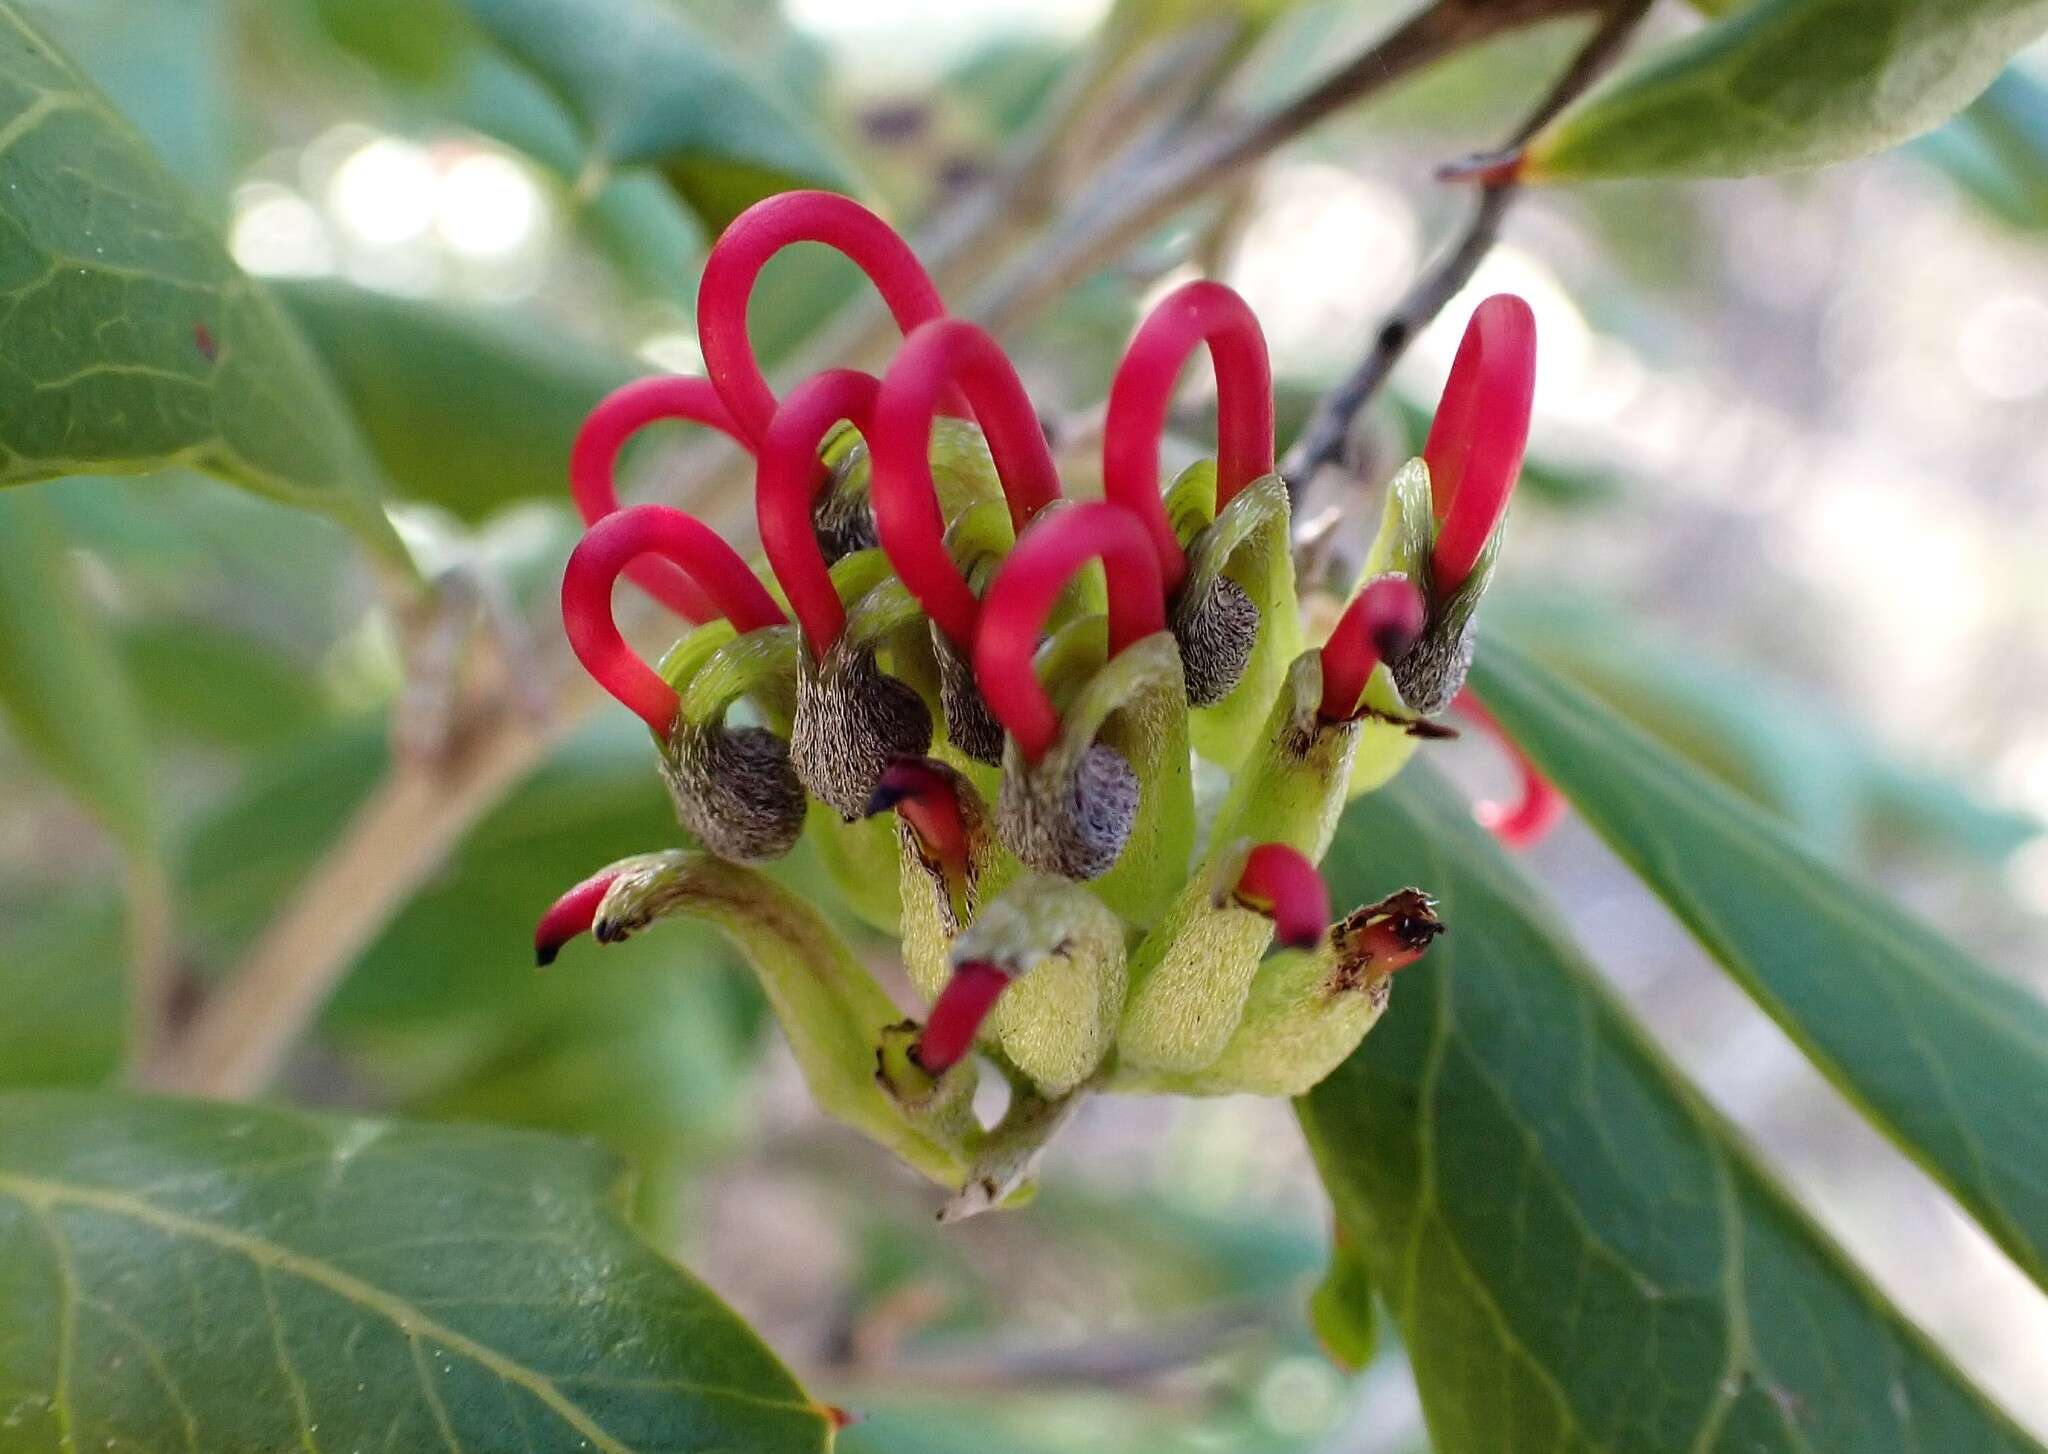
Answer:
[790,645,934,819]
[933,627,1005,764]
[997,739,1141,880]
[1170,572,1259,707]
[1387,615,1475,717]
[661,719,808,862]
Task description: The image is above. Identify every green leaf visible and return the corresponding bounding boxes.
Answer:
[1299,765,2042,1454]
[1917,68,2048,233]
[0,889,124,1087]
[0,2,402,561]
[456,0,850,229]
[399,46,708,303]
[28,0,235,200]
[276,279,640,521]
[1528,0,2048,180]
[1489,590,2040,863]
[305,0,473,84]
[0,489,152,852]
[117,618,334,750]
[1467,637,2048,1294]
[0,1090,837,1451]
[1306,1227,1377,1373]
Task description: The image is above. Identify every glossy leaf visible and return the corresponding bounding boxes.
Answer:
[1468,637,2048,1293]
[0,1090,837,1451]
[456,0,849,229]
[1300,765,2042,1453]
[0,2,401,560]
[0,490,152,853]
[277,279,640,521]
[1528,0,2048,180]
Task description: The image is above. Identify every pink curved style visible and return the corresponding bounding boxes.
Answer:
[972,502,1165,763]
[1103,280,1274,591]
[697,190,957,445]
[570,376,753,623]
[562,504,787,736]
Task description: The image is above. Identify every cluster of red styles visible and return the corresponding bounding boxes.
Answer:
[536,189,1549,1084]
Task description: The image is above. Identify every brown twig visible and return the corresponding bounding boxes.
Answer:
[832,1301,1277,1394]
[121,857,174,1083]
[1281,0,1653,489]
[966,0,1604,332]
[151,700,579,1097]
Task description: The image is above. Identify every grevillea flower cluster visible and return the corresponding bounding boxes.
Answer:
[536,191,1540,1217]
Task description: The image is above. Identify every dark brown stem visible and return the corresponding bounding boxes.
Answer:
[967,0,1600,332]
[1281,0,1653,489]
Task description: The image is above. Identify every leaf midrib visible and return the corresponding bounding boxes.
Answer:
[1476,647,2048,1285]
[0,1171,825,1452]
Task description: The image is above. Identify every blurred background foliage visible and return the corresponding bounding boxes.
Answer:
[1,0,2045,1447]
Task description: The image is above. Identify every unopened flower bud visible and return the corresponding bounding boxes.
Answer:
[934,874,1127,1096]
[1116,887,1441,1097]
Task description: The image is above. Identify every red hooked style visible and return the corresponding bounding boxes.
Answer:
[864,758,970,882]
[1231,842,1330,950]
[1103,280,1274,593]
[756,368,881,658]
[914,960,1011,1075]
[872,318,1064,650]
[1455,688,1565,849]
[1317,576,1427,722]
[534,866,625,966]
[570,376,752,623]
[972,502,1165,762]
[562,504,787,737]
[1422,294,1536,592]
[698,190,956,445]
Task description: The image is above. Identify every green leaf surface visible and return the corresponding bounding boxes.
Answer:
[277,279,640,521]
[28,0,234,200]
[1529,0,2048,180]
[0,1090,836,1452]
[1299,764,2041,1454]
[0,888,124,1087]
[1489,590,2040,863]
[1917,67,2048,232]
[0,489,152,852]
[0,2,401,559]
[1467,637,2048,1294]
[115,617,334,751]
[456,0,849,229]
[1306,1227,1377,1373]
[306,0,473,84]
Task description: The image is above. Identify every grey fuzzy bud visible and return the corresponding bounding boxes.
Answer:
[1169,573,1258,708]
[791,648,934,818]
[661,723,808,863]
[1387,616,1474,717]
[934,627,1005,765]
[997,740,1140,880]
